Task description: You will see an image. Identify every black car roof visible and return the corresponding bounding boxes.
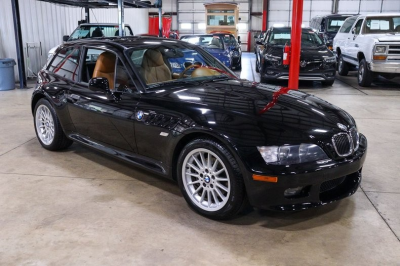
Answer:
[64,36,189,49]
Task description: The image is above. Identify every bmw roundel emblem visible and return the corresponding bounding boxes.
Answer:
[337,123,347,131]
[136,110,144,121]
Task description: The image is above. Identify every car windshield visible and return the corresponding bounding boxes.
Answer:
[180,36,224,50]
[268,28,324,46]
[327,18,347,33]
[68,25,134,41]
[126,44,237,89]
[364,16,400,34]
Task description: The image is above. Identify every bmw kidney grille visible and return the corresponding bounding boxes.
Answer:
[332,127,359,157]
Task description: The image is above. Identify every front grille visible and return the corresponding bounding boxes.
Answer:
[320,176,346,193]
[388,45,400,55]
[349,127,359,152]
[332,133,352,157]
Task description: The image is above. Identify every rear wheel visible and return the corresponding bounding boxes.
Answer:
[34,98,73,151]
[255,58,260,73]
[177,139,246,220]
[337,54,349,76]
[358,59,373,87]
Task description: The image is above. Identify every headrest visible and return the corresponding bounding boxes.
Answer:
[211,38,221,47]
[95,52,116,73]
[92,27,103,37]
[142,49,165,67]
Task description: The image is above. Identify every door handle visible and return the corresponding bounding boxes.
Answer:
[355,44,359,47]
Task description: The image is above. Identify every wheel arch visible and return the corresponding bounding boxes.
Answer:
[357,52,365,62]
[31,92,47,114]
[336,47,341,56]
[170,131,244,182]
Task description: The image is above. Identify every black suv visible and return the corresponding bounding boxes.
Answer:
[255,27,337,86]
[310,14,356,50]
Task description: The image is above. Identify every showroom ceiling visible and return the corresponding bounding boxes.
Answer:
[37,0,155,8]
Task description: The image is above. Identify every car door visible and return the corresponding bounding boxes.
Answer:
[348,18,365,64]
[334,16,357,58]
[67,46,140,152]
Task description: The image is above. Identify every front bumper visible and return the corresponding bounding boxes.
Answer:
[369,61,400,74]
[262,70,336,81]
[241,134,367,211]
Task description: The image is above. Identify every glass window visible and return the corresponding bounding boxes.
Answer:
[48,47,80,81]
[115,59,135,92]
[181,36,224,49]
[68,25,134,41]
[327,18,347,33]
[268,28,324,46]
[207,15,235,26]
[126,45,236,87]
[364,16,400,33]
[339,17,357,33]
[353,19,364,35]
[207,9,234,13]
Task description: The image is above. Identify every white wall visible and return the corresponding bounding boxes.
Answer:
[0,0,148,82]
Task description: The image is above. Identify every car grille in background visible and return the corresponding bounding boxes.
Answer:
[320,176,346,193]
[332,127,359,157]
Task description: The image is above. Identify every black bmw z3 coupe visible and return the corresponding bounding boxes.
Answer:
[32,37,367,219]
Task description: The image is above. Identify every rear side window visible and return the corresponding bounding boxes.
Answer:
[48,47,80,81]
[339,17,357,33]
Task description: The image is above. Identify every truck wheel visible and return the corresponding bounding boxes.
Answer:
[337,55,349,76]
[322,80,335,86]
[358,59,373,87]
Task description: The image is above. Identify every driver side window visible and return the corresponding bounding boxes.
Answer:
[353,19,364,35]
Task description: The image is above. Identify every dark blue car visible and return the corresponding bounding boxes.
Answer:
[180,34,242,70]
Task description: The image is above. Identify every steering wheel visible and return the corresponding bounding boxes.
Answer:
[179,64,201,78]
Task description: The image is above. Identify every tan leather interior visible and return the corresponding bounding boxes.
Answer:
[92,52,116,90]
[140,49,171,84]
[191,67,220,78]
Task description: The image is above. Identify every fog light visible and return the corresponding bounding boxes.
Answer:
[284,186,310,198]
[266,70,275,75]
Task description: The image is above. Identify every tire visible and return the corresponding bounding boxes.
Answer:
[34,98,73,151]
[236,58,242,70]
[337,54,349,76]
[358,59,373,87]
[322,79,335,86]
[177,138,246,220]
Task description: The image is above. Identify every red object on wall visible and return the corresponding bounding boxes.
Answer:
[288,0,304,90]
[262,0,268,31]
[149,17,172,37]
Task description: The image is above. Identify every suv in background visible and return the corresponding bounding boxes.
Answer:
[333,14,400,86]
[48,23,134,59]
[255,27,336,86]
[310,14,355,51]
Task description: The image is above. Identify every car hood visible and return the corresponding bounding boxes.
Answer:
[203,47,228,57]
[376,34,400,42]
[156,80,355,145]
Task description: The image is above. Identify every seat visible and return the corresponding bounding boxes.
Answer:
[140,49,171,84]
[395,25,400,32]
[210,38,222,48]
[92,52,116,90]
[91,27,103,37]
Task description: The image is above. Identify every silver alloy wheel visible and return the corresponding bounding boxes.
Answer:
[358,63,364,82]
[35,105,55,145]
[182,148,231,212]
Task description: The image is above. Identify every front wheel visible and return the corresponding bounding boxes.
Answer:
[337,54,349,76]
[358,59,373,87]
[34,98,73,151]
[177,139,246,220]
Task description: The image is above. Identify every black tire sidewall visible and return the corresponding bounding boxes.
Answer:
[338,55,348,76]
[177,139,245,220]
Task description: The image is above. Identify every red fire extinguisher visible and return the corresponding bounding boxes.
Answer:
[283,43,291,65]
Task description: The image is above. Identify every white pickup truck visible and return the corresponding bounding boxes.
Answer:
[333,14,400,86]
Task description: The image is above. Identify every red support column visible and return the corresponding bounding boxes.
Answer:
[262,0,268,31]
[288,0,304,90]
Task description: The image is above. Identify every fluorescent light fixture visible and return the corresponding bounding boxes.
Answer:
[198,23,206,29]
[181,23,192,29]
[237,23,248,30]
[273,24,285,27]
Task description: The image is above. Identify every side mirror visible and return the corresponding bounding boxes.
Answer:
[89,77,111,93]
[351,28,356,34]
[237,36,241,44]
[62,35,69,42]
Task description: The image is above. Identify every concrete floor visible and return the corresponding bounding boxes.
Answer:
[1,53,400,265]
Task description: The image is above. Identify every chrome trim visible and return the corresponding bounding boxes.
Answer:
[277,76,326,81]
[332,132,352,157]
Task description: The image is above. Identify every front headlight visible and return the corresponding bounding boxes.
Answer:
[324,56,336,63]
[375,45,387,54]
[232,50,240,57]
[257,144,329,165]
[264,54,280,61]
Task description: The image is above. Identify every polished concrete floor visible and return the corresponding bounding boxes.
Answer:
[1,53,400,265]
